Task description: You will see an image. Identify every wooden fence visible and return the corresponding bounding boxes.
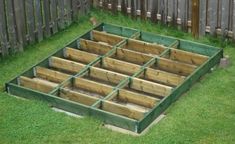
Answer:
[0,0,91,56]
[95,0,235,40]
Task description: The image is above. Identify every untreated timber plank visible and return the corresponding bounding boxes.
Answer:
[118,90,158,108]
[124,39,166,55]
[19,76,56,93]
[64,47,99,64]
[80,39,112,55]
[131,78,172,97]
[102,101,145,120]
[89,67,126,84]
[145,68,185,86]
[156,58,197,76]
[170,49,209,66]
[115,48,152,65]
[74,77,113,96]
[60,88,99,106]
[35,67,70,83]
[102,58,140,75]
[49,57,85,73]
[92,30,124,45]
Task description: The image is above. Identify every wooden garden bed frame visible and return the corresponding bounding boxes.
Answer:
[6,23,223,133]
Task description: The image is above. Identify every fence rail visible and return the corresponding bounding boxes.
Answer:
[95,0,235,40]
[0,0,91,56]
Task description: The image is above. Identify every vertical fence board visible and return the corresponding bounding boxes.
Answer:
[188,0,192,20]
[25,0,36,43]
[178,0,186,29]
[151,0,157,22]
[221,0,230,34]
[72,0,79,20]
[51,0,58,34]
[140,0,146,20]
[121,0,127,15]
[79,0,85,16]
[112,0,118,14]
[14,0,26,51]
[199,0,206,36]
[65,0,72,26]
[43,0,51,37]
[58,0,65,29]
[6,0,18,52]
[158,0,164,22]
[209,0,217,35]
[131,0,136,18]
[0,0,8,55]
[35,0,43,42]
[168,0,174,24]
[228,0,233,31]
[173,0,178,26]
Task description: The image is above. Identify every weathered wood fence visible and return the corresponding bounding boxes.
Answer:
[0,0,91,56]
[95,0,235,40]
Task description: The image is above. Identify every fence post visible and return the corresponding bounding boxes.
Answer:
[192,0,199,38]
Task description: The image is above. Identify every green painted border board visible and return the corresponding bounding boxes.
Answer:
[6,22,223,133]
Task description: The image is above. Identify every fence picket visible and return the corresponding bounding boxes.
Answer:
[25,0,36,43]
[35,0,43,42]
[6,0,18,53]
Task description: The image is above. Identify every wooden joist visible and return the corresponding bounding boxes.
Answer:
[102,58,140,75]
[60,88,99,106]
[80,39,112,55]
[170,49,209,66]
[19,76,56,93]
[124,39,166,55]
[74,77,113,96]
[92,30,124,45]
[115,48,152,65]
[102,101,145,120]
[118,90,158,108]
[35,67,70,83]
[49,57,85,73]
[64,47,99,63]
[131,78,172,97]
[157,58,197,76]
[144,68,185,86]
[89,67,126,84]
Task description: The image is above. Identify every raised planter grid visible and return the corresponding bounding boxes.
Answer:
[6,23,223,133]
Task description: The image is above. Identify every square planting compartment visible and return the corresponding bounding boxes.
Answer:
[6,23,223,133]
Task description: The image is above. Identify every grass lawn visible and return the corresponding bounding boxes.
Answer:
[0,9,235,144]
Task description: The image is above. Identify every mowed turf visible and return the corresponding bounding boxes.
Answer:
[0,9,235,144]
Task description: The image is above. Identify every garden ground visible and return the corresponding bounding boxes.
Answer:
[0,9,235,144]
